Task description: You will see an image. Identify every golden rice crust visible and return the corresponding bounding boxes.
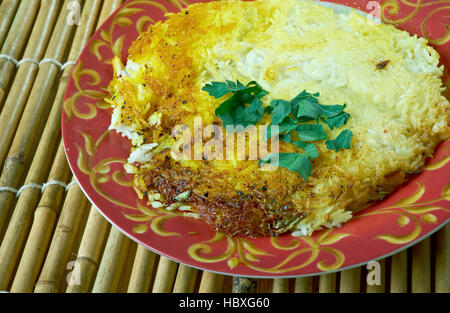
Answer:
[107,0,450,237]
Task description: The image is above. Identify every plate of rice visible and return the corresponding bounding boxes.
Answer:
[62,0,450,277]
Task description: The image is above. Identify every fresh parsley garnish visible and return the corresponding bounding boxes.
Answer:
[260,153,311,182]
[269,99,291,125]
[202,80,268,129]
[292,141,319,160]
[202,80,353,180]
[264,116,298,141]
[326,129,353,152]
[323,112,350,130]
[295,124,328,142]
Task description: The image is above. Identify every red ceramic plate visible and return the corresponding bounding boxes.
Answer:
[62,0,450,277]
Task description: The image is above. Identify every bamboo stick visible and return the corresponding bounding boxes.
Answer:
[339,267,361,293]
[318,273,336,293]
[54,172,91,291]
[255,279,272,293]
[366,258,386,293]
[411,238,431,293]
[0,0,102,290]
[232,277,256,293]
[116,241,137,292]
[127,245,158,293]
[0,0,40,107]
[98,0,124,23]
[152,256,178,293]
[294,277,313,293]
[5,1,123,290]
[10,0,121,293]
[91,228,132,293]
[221,276,233,293]
[65,208,110,293]
[0,0,82,235]
[0,0,60,167]
[434,224,449,293]
[33,178,89,293]
[6,144,71,292]
[390,250,407,293]
[0,0,20,50]
[198,271,224,293]
[272,278,289,293]
[172,264,198,293]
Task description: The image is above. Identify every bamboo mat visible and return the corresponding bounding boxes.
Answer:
[0,0,448,294]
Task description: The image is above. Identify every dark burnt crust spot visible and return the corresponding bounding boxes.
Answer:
[190,193,305,237]
[376,60,390,69]
[191,193,275,237]
[141,152,305,238]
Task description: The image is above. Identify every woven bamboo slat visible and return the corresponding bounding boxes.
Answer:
[0,0,20,52]
[232,277,256,293]
[98,0,124,23]
[33,177,89,292]
[117,242,138,293]
[172,264,199,293]
[0,0,40,107]
[198,271,225,293]
[91,228,132,293]
[254,279,273,293]
[435,224,449,292]
[411,238,431,293]
[318,273,337,293]
[0,0,60,168]
[152,256,179,293]
[0,0,103,290]
[0,0,81,235]
[339,267,361,293]
[222,276,233,293]
[272,278,289,293]
[390,250,408,293]
[127,245,158,293]
[65,207,110,293]
[60,200,93,292]
[294,277,313,293]
[6,143,71,292]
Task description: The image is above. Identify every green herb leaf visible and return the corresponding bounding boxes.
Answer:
[214,95,240,126]
[291,90,320,112]
[296,124,328,142]
[260,153,312,182]
[292,141,319,159]
[291,91,322,122]
[202,80,268,99]
[234,96,265,128]
[270,99,292,125]
[206,80,269,129]
[291,90,347,123]
[323,112,350,130]
[294,96,322,121]
[203,81,353,181]
[264,116,298,140]
[319,103,347,118]
[280,133,291,143]
[202,80,241,99]
[326,129,353,152]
